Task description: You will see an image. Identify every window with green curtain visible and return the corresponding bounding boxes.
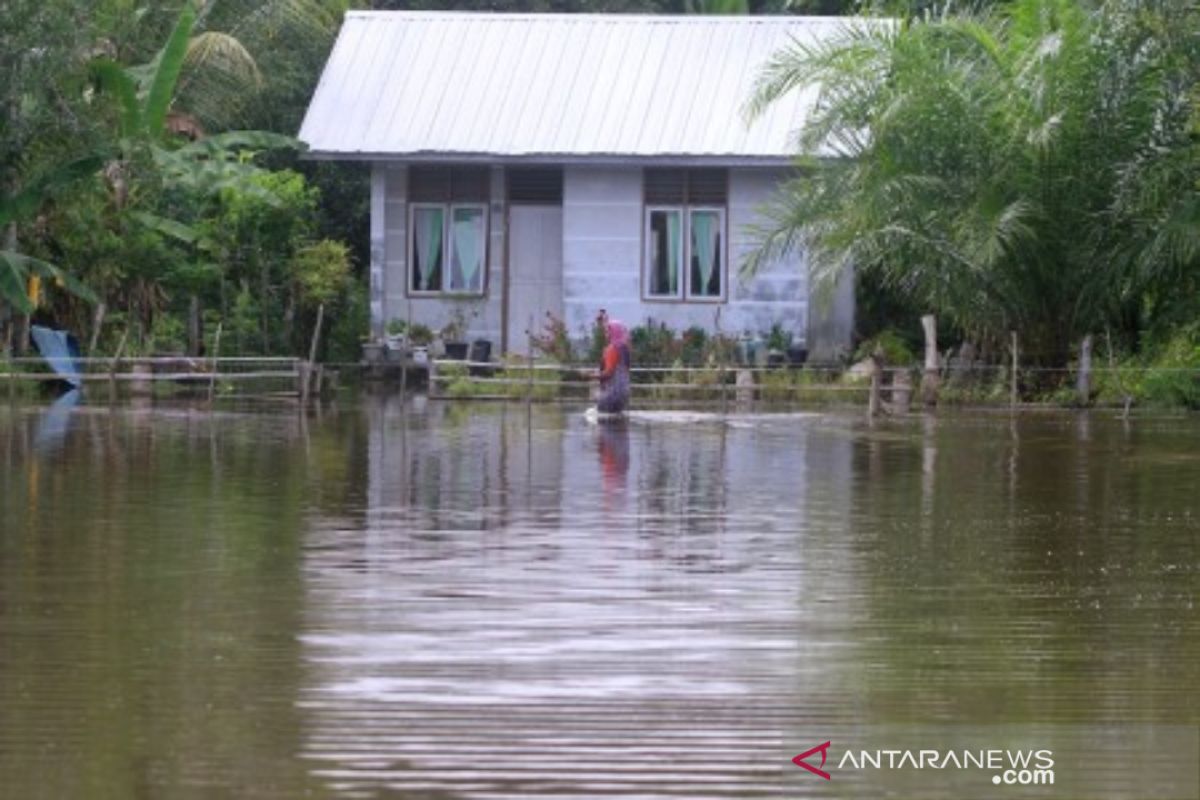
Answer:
[648,209,682,297]
[690,209,722,298]
[411,206,444,292]
[449,206,485,293]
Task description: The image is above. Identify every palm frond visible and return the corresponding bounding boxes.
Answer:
[186,31,263,90]
[0,156,104,227]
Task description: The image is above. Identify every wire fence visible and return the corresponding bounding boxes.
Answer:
[418,356,1200,411]
[7,347,1196,411]
[1,355,303,400]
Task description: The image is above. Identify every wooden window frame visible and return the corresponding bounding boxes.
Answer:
[641,170,729,305]
[407,201,489,299]
[685,206,727,303]
[644,205,685,301]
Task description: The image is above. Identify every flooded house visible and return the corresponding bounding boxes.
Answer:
[299,11,855,361]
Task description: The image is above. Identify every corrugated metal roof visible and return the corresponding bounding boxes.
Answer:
[299,11,850,163]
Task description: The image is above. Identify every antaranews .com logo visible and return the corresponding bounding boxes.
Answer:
[787,725,1200,800]
[793,741,1055,787]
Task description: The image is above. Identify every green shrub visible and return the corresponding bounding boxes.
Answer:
[292,239,351,309]
[680,326,708,366]
[854,329,917,366]
[1140,333,1200,409]
[631,322,679,371]
[766,323,793,352]
[408,323,434,346]
[149,314,187,354]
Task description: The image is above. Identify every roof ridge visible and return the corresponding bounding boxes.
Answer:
[344,10,854,24]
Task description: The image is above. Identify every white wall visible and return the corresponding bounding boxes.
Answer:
[560,166,852,354]
[561,167,643,336]
[376,163,505,345]
[370,162,854,359]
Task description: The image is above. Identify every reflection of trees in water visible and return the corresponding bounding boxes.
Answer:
[368,398,568,535]
[306,407,865,799]
[844,414,1200,725]
[0,404,360,798]
[634,423,730,568]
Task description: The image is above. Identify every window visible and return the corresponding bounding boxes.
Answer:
[644,169,727,302]
[409,167,489,296]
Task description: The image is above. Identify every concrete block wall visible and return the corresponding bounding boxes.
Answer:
[374,163,505,345]
[561,166,825,348]
[369,162,854,358]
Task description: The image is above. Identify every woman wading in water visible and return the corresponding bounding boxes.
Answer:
[595,317,632,414]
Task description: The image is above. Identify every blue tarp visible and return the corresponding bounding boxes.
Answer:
[30,325,81,388]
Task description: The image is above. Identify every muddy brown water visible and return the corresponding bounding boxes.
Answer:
[1,396,1197,798]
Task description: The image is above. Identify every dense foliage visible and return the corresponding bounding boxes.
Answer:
[5,0,1198,388]
[0,0,360,359]
[748,0,1200,367]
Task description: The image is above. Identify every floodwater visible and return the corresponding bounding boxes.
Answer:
[1,395,1197,799]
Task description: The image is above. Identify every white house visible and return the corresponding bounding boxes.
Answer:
[299,11,855,360]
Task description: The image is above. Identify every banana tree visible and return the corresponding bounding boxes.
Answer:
[0,156,102,314]
[88,0,301,350]
[90,1,298,202]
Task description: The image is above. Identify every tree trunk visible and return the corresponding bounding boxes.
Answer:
[5,221,28,355]
[187,294,202,357]
[283,290,295,354]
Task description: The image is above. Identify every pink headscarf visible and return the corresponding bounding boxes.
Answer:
[605,320,629,349]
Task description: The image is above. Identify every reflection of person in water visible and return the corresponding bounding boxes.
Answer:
[596,419,630,494]
[595,319,631,414]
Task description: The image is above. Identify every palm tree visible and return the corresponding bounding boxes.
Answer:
[745,0,1200,364]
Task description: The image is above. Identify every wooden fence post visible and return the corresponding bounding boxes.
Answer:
[892,368,912,413]
[4,325,12,403]
[109,328,128,402]
[89,301,106,355]
[868,347,883,418]
[1010,330,1018,408]
[208,323,222,404]
[300,304,324,407]
[1077,333,1093,406]
[921,314,939,407]
[526,315,534,406]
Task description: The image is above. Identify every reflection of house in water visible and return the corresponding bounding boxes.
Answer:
[302,398,862,797]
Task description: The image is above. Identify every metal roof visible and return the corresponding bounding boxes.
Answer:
[299,11,850,164]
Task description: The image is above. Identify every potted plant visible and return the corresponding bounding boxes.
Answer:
[361,335,385,364]
[440,307,471,361]
[766,323,791,369]
[408,323,434,365]
[385,318,408,351]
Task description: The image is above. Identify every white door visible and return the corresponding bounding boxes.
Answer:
[506,205,563,356]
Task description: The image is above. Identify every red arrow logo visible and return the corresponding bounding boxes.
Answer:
[793,741,832,780]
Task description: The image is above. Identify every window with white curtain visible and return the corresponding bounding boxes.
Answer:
[409,167,489,296]
[644,169,727,302]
